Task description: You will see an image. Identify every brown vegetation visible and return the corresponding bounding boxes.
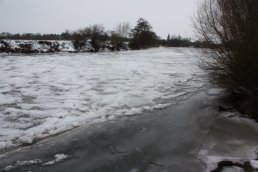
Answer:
[194,0,258,119]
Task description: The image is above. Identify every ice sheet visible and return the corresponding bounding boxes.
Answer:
[0,48,205,150]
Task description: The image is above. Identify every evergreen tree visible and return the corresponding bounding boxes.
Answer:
[130,18,158,49]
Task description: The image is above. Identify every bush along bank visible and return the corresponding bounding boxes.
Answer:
[0,39,130,54]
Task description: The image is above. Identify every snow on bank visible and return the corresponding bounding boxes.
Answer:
[43,154,70,166]
[3,154,69,171]
[1,40,77,52]
[199,150,252,172]
[0,48,205,150]
[199,111,258,172]
[206,88,224,96]
[4,159,42,171]
[250,160,258,169]
[0,39,129,53]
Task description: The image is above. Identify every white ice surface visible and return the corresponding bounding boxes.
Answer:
[0,48,205,150]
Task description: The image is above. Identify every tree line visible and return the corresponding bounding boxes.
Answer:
[0,18,201,50]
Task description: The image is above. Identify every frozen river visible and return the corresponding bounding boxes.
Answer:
[0,48,205,150]
[1,48,258,172]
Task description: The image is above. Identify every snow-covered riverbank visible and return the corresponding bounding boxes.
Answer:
[0,40,129,53]
[0,48,205,150]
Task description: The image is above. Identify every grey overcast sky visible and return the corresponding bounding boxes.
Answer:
[0,0,199,39]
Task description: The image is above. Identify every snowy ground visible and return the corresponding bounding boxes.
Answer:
[0,48,205,150]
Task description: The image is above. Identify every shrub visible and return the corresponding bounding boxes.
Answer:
[0,40,11,53]
[19,43,34,53]
[73,40,86,51]
[194,0,258,119]
[38,41,52,46]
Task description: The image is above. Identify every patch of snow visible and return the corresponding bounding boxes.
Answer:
[199,145,258,172]
[16,159,42,166]
[206,88,224,96]
[59,41,76,52]
[222,111,240,118]
[18,134,37,144]
[2,154,69,170]
[43,154,69,166]
[152,103,172,109]
[3,159,42,171]
[0,48,205,150]
[199,150,244,172]
[4,165,15,171]
[250,160,258,169]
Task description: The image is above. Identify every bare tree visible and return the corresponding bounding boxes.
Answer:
[115,22,131,38]
[77,24,105,39]
[194,0,258,118]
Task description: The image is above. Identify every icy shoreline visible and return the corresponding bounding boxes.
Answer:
[1,89,258,172]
